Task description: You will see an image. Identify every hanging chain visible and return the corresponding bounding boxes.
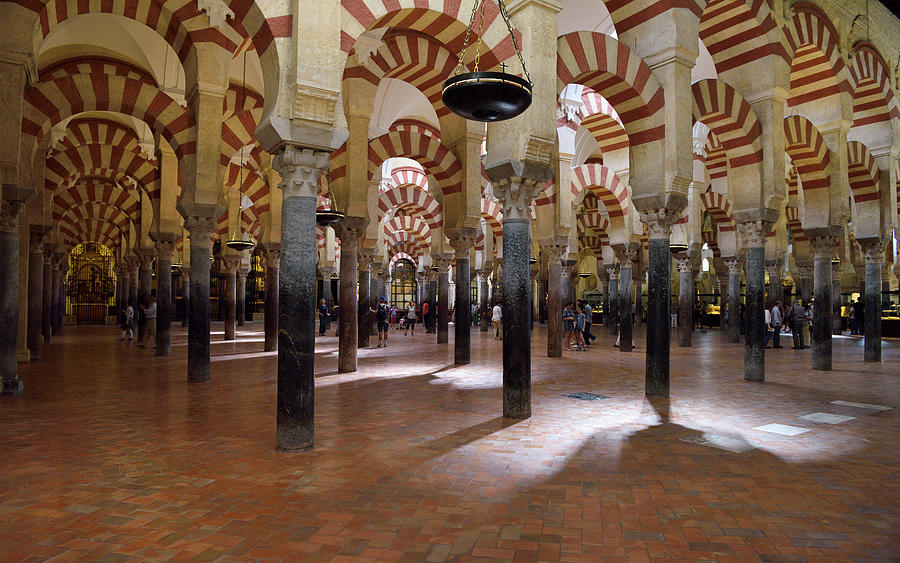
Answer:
[473,0,487,72]
[453,0,482,75]
[497,0,532,85]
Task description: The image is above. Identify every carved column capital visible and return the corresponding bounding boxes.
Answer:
[273,146,330,199]
[857,238,884,264]
[155,240,176,261]
[264,249,281,266]
[221,256,240,273]
[184,216,217,239]
[0,200,27,233]
[675,256,693,273]
[446,228,478,256]
[431,254,453,272]
[737,220,771,249]
[334,216,367,247]
[540,241,568,264]
[617,248,638,266]
[638,208,681,239]
[723,257,742,275]
[136,248,156,269]
[605,264,619,278]
[358,250,378,272]
[484,161,553,221]
[795,264,812,279]
[809,235,838,258]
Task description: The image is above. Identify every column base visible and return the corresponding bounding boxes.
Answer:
[1,377,23,395]
[276,441,314,453]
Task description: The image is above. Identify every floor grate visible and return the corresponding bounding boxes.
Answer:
[563,392,609,401]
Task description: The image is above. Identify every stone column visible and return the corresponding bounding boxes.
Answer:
[434,254,452,344]
[42,250,52,345]
[264,249,279,352]
[57,262,67,334]
[181,271,190,328]
[27,230,44,360]
[416,271,426,312]
[337,218,366,373]
[485,162,552,420]
[635,269,644,327]
[605,264,619,335]
[618,249,636,353]
[562,260,577,305]
[542,242,566,357]
[0,199,27,394]
[717,274,728,331]
[448,229,476,364]
[796,265,812,304]
[184,216,216,382]
[426,270,437,332]
[369,264,379,338]
[357,252,373,348]
[128,260,139,306]
[237,267,248,326]
[640,210,678,398]
[272,147,329,451]
[137,250,154,306]
[810,234,835,371]
[598,269,608,327]
[155,240,174,356]
[831,261,842,335]
[50,258,61,335]
[739,222,769,382]
[858,239,882,362]
[477,269,490,332]
[221,257,238,341]
[676,255,693,347]
[320,266,334,308]
[725,257,742,344]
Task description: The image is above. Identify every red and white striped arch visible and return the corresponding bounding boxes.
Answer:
[53,178,141,224]
[215,211,261,240]
[44,145,159,197]
[56,117,144,155]
[340,1,515,71]
[481,198,503,240]
[225,164,271,214]
[704,133,728,180]
[557,32,665,146]
[579,88,629,154]
[366,130,463,195]
[692,79,763,168]
[787,167,800,202]
[605,0,703,36]
[22,71,194,161]
[389,165,429,190]
[699,191,735,233]
[577,212,610,246]
[784,205,807,242]
[785,3,851,107]
[56,204,131,247]
[846,141,881,204]
[384,215,432,248]
[699,0,789,75]
[578,234,605,256]
[783,115,830,191]
[345,32,459,119]
[849,43,900,128]
[571,164,629,219]
[533,179,556,208]
[377,184,443,229]
[58,219,121,250]
[701,230,721,258]
[390,252,416,270]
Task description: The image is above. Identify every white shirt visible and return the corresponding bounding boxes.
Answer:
[492,305,502,321]
[765,309,771,325]
[145,302,157,319]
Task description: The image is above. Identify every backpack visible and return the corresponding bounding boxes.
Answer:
[377,304,388,322]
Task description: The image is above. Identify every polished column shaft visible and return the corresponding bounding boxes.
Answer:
[831,264,842,335]
[479,273,489,332]
[437,261,450,344]
[606,268,618,335]
[155,242,174,356]
[50,265,61,335]
[42,257,52,345]
[264,257,279,352]
[338,221,364,373]
[27,239,44,360]
[501,218,530,418]
[186,218,214,382]
[454,255,471,364]
[676,257,692,348]
[811,237,833,371]
[645,237,670,397]
[859,240,883,362]
[743,236,766,382]
[357,264,370,348]
[237,270,247,326]
[727,260,742,344]
[0,202,25,394]
[619,255,634,353]
[546,254,563,357]
[223,265,236,341]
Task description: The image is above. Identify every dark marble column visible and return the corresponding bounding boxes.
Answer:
[618,250,635,353]
[184,216,216,382]
[264,251,279,352]
[797,266,812,304]
[368,265,378,338]
[765,261,783,308]
[598,276,608,327]
[640,208,678,398]
[273,147,327,451]
[321,267,333,308]
[676,256,693,348]
[337,218,366,373]
[635,271,644,326]
[138,252,154,306]
[50,261,61,335]
[357,255,371,348]
[717,275,728,331]
[726,258,742,344]
[128,263,139,306]
[222,259,237,341]
[42,252,52,345]
[27,232,44,360]
[605,265,619,335]
[448,231,476,364]
[427,275,437,333]
[435,255,451,344]
[181,272,190,328]
[237,269,247,326]
[57,264,66,335]
[831,262,842,335]
[563,260,577,304]
[0,200,27,394]
[543,244,565,357]
[810,235,834,371]
[740,222,768,382]
[859,240,883,362]
[485,162,552,420]
[155,240,174,356]
[478,270,490,332]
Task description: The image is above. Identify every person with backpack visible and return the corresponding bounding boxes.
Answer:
[374,296,391,348]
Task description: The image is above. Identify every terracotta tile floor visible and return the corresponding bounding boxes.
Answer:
[1,323,898,561]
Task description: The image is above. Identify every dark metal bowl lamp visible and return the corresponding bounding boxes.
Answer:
[441,0,533,122]
[528,256,537,264]
[670,243,688,255]
[578,272,592,279]
[225,238,255,252]
[317,170,345,226]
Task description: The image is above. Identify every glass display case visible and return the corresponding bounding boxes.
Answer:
[883,289,900,337]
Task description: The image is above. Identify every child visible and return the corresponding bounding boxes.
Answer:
[574,306,586,351]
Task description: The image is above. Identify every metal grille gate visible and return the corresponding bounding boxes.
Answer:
[66,242,116,325]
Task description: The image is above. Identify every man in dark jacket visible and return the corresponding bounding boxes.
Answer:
[854,298,866,336]
[786,299,807,349]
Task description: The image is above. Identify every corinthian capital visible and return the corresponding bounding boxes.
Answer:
[446,228,478,255]
[274,146,330,198]
[737,220,771,249]
[484,160,554,221]
[857,238,884,264]
[639,208,681,240]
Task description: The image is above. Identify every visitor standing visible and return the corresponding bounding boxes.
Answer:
[573,305,586,351]
[581,301,596,346]
[764,306,773,348]
[787,299,807,349]
[770,300,783,348]
[853,298,865,337]
[405,300,416,335]
[318,298,329,336]
[563,302,575,351]
[139,295,157,349]
[374,297,390,347]
[120,301,134,341]
[492,301,503,340]
[848,300,857,334]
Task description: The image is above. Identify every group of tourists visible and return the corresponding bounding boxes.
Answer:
[562,300,597,352]
[118,295,157,347]
[766,299,813,350]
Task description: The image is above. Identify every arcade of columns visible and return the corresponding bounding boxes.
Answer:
[1,0,898,451]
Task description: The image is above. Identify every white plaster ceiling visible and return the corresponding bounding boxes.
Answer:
[558,0,616,37]
[368,78,440,139]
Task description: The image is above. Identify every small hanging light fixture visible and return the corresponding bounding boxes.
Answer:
[442,0,532,122]
[226,51,256,252]
[578,271,592,279]
[316,171,345,226]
